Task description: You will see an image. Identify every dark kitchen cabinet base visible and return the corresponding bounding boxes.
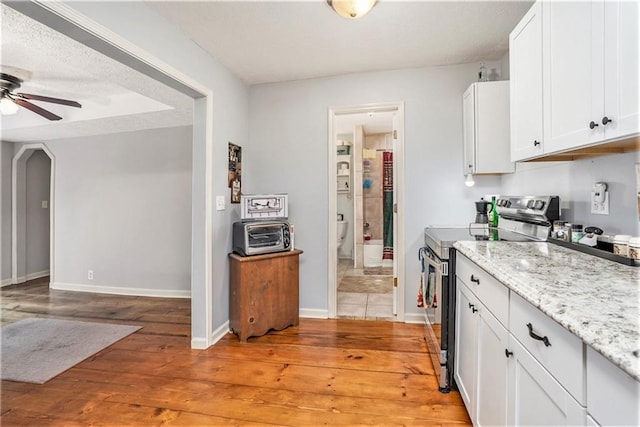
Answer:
[229,249,303,342]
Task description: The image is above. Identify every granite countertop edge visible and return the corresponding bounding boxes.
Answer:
[453,240,640,382]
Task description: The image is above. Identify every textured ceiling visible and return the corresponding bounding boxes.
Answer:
[0,3,193,143]
[147,0,533,85]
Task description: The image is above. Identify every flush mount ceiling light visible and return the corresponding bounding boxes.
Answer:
[327,0,377,19]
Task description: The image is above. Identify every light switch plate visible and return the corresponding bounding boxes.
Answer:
[591,191,609,215]
[216,196,225,211]
[41,200,48,209]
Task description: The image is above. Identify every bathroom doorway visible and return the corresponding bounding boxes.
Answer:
[327,102,405,321]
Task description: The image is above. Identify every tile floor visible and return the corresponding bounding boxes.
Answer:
[337,259,395,321]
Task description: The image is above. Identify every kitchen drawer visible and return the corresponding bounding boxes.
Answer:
[456,254,508,326]
[587,346,640,426]
[510,292,585,405]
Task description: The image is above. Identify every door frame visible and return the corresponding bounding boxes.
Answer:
[11,144,55,285]
[6,1,215,349]
[327,101,406,321]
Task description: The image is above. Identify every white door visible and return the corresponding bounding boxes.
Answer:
[462,84,476,174]
[476,305,509,427]
[603,0,640,140]
[543,1,605,153]
[454,280,477,421]
[510,1,544,161]
[507,337,586,426]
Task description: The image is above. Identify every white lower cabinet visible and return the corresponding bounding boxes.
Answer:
[506,336,586,426]
[455,278,508,426]
[456,253,590,426]
[586,346,640,426]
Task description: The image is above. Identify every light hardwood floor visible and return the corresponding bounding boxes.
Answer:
[1,277,471,426]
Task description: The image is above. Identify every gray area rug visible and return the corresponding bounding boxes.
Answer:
[1,318,140,384]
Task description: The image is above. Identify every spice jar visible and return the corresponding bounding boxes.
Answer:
[628,237,640,260]
[571,224,584,243]
[613,235,631,257]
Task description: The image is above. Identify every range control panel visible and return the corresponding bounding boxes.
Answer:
[496,196,560,224]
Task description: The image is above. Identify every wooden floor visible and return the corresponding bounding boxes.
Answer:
[1,277,471,426]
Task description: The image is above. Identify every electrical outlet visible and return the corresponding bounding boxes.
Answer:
[591,191,610,215]
[88,270,94,280]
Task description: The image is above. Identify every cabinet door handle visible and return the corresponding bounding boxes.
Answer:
[602,116,613,125]
[468,303,478,313]
[470,275,480,285]
[533,140,541,147]
[527,323,551,347]
[589,121,599,129]
[505,349,513,358]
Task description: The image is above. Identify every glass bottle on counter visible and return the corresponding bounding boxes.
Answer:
[489,196,499,227]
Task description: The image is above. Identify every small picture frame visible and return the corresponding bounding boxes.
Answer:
[228,143,242,204]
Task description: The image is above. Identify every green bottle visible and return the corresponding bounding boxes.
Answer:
[489,196,499,227]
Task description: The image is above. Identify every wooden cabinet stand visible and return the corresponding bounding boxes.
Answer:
[229,249,302,342]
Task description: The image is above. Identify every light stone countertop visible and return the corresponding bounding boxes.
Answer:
[453,240,640,381]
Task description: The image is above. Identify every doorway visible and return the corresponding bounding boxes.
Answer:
[12,144,54,286]
[327,102,405,321]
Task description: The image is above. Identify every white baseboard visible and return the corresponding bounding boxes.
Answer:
[51,282,190,298]
[0,277,13,287]
[191,337,208,349]
[300,308,329,319]
[26,270,50,281]
[191,321,230,349]
[210,320,230,345]
[403,312,426,324]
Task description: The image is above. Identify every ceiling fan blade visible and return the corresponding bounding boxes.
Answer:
[15,92,81,108]
[13,98,63,121]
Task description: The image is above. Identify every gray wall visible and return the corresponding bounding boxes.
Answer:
[502,152,640,235]
[25,150,50,277]
[19,126,193,294]
[247,62,505,317]
[0,142,12,285]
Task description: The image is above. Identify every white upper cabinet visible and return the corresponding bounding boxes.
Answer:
[510,1,544,161]
[542,1,603,153]
[510,0,639,161]
[603,0,640,140]
[462,81,514,174]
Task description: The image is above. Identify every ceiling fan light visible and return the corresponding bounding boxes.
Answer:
[327,0,377,19]
[0,97,19,115]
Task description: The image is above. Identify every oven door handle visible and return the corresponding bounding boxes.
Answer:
[424,254,445,276]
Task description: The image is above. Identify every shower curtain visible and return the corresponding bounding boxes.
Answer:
[382,151,394,260]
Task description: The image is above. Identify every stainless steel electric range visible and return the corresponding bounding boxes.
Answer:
[419,195,560,392]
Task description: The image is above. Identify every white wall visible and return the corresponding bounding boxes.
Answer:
[247,62,504,318]
[14,126,193,295]
[25,150,50,277]
[0,142,12,285]
[503,151,640,235]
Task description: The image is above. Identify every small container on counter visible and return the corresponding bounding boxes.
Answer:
[628,237,640,260]
[570,224,584,243]
[613,235,631,257]
[552,220,566,239]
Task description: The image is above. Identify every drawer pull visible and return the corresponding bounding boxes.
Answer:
[527,323,551,347]
[468,303,478,313]
[470,275,480,285]
[505,349,513,358]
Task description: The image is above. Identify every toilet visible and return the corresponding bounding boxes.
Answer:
[337,221,348,250]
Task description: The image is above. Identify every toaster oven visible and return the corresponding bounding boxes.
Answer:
[233,220,292,256]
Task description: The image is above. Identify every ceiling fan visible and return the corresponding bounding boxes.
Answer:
[0,72,82,121]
